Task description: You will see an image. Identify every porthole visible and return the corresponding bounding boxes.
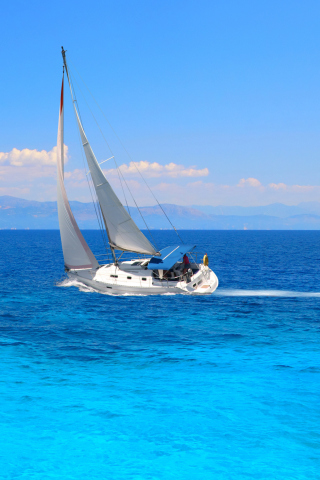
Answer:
[142,278,147,281]
[127,276,132,280]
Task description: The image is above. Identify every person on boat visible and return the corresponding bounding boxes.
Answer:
[183,253,191,274]
[203,253,209,267]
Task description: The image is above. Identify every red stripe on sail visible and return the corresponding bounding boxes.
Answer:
[60,78,64,115]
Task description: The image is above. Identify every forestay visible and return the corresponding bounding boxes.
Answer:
[56,75,99,270]
[72,103,157,255]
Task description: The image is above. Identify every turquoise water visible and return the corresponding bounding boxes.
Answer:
[1,231,319,479]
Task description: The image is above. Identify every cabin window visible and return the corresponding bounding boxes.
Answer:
[132,261,142,266]
[106,286,112,289]
[110,275,118,278]
[193,283,196,287]
[127,276,132,280]
[142,278,147,281]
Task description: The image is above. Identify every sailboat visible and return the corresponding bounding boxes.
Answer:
[57,48,219,295]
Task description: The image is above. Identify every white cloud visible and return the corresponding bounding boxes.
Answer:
[1,147,320,208]
[104,161,209,179]
[268,182,315,192]
[64,169,85,181]
[0,145,73,202]
[0,165,56,182]
[291,184,314,192]
[127,178,320,206]
[0,186,31,197]
[0,146,68,167]
[268,182,287,190]
[238,177,262,188]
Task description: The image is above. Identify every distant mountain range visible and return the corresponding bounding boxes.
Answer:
[191,202,320,217]
[1,195,320,230]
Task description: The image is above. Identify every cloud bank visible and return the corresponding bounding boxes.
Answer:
[0,146,68,167]
[105,161,209,178]
[0,146,318,207]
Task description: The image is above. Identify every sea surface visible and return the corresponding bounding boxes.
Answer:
[0,230,319,479]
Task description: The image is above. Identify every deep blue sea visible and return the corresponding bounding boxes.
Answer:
[0,230,319,479]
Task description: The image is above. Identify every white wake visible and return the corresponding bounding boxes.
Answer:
[215,289,320,298]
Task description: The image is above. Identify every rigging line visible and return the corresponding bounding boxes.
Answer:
[88,173,110,258]
[68,57,183,243]
[75,114,109,256]
[68,70,131,218]
[115,165,160,252]
[73,98,109,252]
[68,77,110,257]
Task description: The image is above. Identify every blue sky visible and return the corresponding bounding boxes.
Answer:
[1,0,320,206]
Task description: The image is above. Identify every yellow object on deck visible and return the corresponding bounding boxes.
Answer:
[203,254,209,266]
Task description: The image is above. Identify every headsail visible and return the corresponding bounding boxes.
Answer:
[57,74,99,270]
[73,109,157,255]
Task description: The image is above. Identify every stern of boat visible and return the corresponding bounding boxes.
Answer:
[178,265,219,294]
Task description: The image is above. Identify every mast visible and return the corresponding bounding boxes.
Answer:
[61,47,117,265]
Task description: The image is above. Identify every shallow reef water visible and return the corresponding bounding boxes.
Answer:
[0,230,319,479]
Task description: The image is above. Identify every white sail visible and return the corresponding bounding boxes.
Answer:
[57,76,99,270]
[72,107,157,255]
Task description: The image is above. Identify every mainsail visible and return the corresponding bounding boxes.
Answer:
[57,74,99,270]
[62,56,157,256]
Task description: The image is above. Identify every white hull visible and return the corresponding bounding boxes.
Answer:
[68,262,218,295]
